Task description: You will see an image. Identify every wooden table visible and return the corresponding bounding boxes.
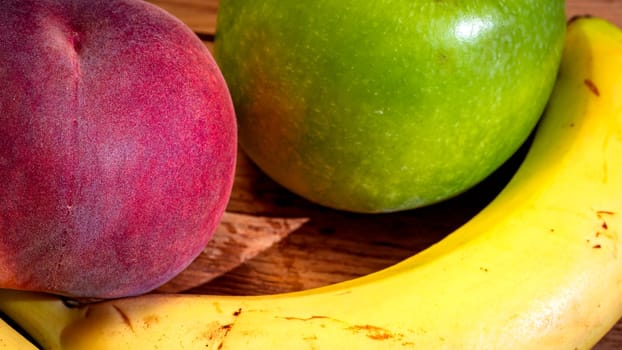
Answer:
[148,0,622,348]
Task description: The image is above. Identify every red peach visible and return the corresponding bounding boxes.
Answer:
[0,0,237,298]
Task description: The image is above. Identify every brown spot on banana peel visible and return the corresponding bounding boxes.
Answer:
[597,210,616,218]
[83,305,92,318]
[112,305,133,332]
[209,308,242,349]
[283,316,332,321]
[281,315,405,342]
[348,325,395,340]
[141,314,159,329]
[216,323,235,350]
[203,321,236,349]
[584,79,600,96]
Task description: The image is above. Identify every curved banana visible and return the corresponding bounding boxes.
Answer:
[0,318,38,350]
[0,16,621,350]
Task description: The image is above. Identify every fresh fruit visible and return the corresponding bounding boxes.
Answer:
[0,0,237,299]
[1,16,621,349]
[213,0,566,213]
[0,318,38,350]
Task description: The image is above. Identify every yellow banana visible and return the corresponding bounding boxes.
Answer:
[0,15,621,350]
[0,318,38,350]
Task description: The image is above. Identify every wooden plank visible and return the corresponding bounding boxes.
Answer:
[567,0,622,26]
[149,0,218,34]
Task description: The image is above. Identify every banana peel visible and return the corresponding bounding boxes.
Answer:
[0,318,38,350]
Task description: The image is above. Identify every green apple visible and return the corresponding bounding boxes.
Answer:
[214,1,566,213]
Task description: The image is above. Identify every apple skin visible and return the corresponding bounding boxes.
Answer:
[214,0,565,213]
[0,0,237,298]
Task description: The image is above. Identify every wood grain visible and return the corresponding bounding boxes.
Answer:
[148,0,622,348]
[566,0,622,26]
[157,211,309,293]
[149,0,218,34]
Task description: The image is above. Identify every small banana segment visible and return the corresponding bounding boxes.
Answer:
[0,316,38,350]
[1,15,622,350]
